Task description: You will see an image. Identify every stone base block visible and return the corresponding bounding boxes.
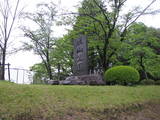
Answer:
[60,74,105,85]
[48,80,59,85]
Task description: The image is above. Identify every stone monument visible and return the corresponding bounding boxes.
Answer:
[60,35,105,85]
[73,35,88,76]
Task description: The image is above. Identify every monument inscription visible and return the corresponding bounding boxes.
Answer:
[73,35,88,75]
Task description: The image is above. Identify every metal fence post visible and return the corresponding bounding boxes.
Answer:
[7,63,11,82]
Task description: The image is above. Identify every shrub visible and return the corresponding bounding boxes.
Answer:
[155,80,160,85]
[104,66,140,85]
[140,79,155,85]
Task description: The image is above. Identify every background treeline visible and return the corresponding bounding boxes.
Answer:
[22,0,160,84]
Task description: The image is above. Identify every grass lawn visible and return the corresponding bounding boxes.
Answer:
[0,81,160,120]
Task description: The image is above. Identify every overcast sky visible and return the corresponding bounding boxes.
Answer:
[5,0,160,70]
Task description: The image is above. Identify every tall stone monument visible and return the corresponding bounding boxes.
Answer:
[73,35,88,76]
[59,35,105,85]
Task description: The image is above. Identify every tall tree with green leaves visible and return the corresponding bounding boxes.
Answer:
[117,23,160,80]
[50,35,73,80]
[70,0,156,73]
[31,35,73,82]
[22,2,57,82]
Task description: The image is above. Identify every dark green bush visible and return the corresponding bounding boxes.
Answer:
[155,80,160,85]
[140,79,155,85]
[104,66,140,85]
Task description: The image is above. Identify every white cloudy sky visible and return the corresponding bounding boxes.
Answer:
[5,0,160,70]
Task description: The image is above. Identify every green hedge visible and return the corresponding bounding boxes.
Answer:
[140,79,155,85]
[155,80,160,85]
[104,66,140,85]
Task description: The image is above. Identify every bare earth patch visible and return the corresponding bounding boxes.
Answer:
[6,101,160,120]
[118,102,160,120]
[62,101,160,120]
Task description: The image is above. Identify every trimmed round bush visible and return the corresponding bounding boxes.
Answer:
[104,66,140,85]
[140,79,155,85]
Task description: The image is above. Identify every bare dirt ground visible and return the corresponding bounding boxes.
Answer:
[63,101,160,120]
[14,101,160,120]
[117,102,160,120]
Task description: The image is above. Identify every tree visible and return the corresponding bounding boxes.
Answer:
[28,0,158,82]
[0,0,20,80]
[22,2,57,82]
[71,0,156,73]
[31,34,74,82]
[30,63,48,84]
[50,35,73,80]
[117,23,160,80]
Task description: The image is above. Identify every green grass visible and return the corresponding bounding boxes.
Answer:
[0,81,160,119]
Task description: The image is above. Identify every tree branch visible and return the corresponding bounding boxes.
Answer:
[126,0,156,28]
[7,0,20,41]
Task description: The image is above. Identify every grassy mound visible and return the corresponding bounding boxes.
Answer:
[0,81,160,120]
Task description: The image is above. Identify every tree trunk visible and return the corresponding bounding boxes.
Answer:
[57,63,60,80]
[48,65,53,80]
[0,48,6,80]
[140,56,148,80]
[46,52,53,80]
[0,62,2,80]
[102,32,111,72]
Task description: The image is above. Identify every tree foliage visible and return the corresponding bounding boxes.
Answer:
[22,2,57,82]
[120,23,160,80]
[28,0,160,83]
[64,0,156,74]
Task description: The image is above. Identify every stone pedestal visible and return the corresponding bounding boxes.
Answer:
[60,74,105,85]
[48,80,59,85]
